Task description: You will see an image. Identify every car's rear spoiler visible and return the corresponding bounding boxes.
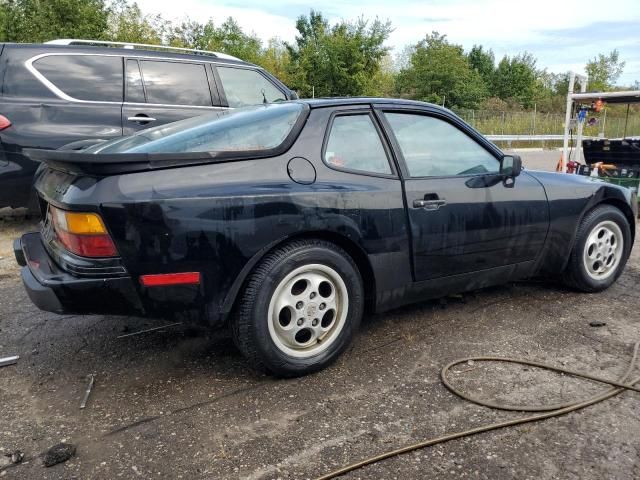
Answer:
[24,148,273,175]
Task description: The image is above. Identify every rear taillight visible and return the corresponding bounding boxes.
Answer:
[50,206,118,257]
[0,115,11,131]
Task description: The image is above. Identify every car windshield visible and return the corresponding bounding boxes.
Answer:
[87,102,305,154]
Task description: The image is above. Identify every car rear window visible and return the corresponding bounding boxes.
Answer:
[33,54,123,102]
[88,102,305,154]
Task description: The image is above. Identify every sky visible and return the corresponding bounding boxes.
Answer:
[136,0,640,85]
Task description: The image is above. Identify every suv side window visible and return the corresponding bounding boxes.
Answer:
[324,114,392,175]
[384,112,499,177]
[217,67,286,107]
[125,59,145,103]
[33,54,123,102]
[139,60,212,106]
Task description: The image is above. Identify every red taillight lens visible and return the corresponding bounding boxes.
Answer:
[50,206,118,257]
[54,228,118,257]
[0,115,11,131]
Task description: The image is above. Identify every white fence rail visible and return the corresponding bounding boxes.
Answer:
[485,134,597,142]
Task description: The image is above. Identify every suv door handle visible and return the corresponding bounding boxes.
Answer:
[127,116,156,123]
[413,199,447,210]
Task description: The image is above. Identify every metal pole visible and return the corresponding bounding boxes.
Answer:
[562,72,576,172]
[601,108,607,137]
[623,104,630,138]
[574,76,588,165]
[533,103,536,136]
[0,356,19,367]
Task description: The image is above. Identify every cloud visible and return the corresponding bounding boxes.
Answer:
[135,0,640,84]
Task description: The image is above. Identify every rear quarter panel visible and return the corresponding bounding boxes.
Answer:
[36,107,410,322]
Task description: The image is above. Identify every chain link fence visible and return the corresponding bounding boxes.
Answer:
[451,109,640,147]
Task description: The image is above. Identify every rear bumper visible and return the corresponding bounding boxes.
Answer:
[15,232,144,315]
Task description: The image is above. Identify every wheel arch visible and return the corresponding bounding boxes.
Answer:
[598,198,636,241]
[219,230,377,324]
[560,198,636,273]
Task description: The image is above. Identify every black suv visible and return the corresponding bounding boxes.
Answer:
[0,39,296,210]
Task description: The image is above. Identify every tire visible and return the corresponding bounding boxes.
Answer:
[232,239,364,377]
[563,205,632,292]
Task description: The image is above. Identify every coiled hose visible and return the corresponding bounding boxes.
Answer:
[314,341,640,480]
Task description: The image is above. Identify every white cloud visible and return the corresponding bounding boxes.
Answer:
[135,0,640,83]
[135,0,298,41]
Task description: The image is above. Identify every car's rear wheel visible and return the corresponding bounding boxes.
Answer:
[563,205,632,292]
[232,240,364,377]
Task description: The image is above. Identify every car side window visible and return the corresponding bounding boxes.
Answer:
[384,112,499,177]
[139,60,212,107]
[217,67,286,107]
[125,60,145,103]
[33,55,123,102]
[324,114,392,175]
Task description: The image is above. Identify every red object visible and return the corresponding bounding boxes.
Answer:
[594,99,604,112]
[55,228,118,257]
[0,114,11,131]
[566,160,579,174]
[51,211,118,257]
[139,272,201,287]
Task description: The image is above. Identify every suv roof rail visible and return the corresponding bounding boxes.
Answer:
[44,39,241,61]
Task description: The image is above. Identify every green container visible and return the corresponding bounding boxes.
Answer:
[598,176,640,209]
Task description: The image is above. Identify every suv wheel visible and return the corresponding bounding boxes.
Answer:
[232,240,364,377]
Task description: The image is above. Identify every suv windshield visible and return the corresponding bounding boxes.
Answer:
[88,102,305,154]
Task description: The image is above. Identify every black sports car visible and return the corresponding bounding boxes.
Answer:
[14,98,637,376]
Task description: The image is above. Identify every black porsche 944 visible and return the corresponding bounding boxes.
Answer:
[15,98,637,376]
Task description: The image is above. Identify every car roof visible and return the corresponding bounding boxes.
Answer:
[3,42,255,67]
[298,97,448,111]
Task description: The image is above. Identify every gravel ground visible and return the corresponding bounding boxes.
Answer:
[1,152,639,480]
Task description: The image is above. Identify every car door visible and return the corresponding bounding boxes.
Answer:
[214,65,289,107]
[122,59,223,135]
[377,106,549,282]
[24,53,124,145]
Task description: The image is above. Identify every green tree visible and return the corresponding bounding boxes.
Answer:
[492,52,538,107]
[586,50,625,91]
[0,0,109,43]
[168,18,262,63]
[396,32,487,108]
[286,10,392,97]
[108,0,165,44]
[468,45,495,88]
[256,38,292,86]
[367,54,395,97]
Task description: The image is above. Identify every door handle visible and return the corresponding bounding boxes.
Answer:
[413,199,447,210]
[127,116,156,123]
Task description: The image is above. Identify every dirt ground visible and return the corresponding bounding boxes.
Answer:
[1,152,639,479]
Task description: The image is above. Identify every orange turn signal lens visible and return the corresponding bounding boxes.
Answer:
[61,211,107,234]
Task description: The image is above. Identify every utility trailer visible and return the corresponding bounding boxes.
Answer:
[561,74,640,208]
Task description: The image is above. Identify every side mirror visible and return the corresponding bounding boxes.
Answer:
[500,154,522,178]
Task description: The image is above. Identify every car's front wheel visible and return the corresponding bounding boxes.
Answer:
[564,204,632,292]
[232,240,364,377]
